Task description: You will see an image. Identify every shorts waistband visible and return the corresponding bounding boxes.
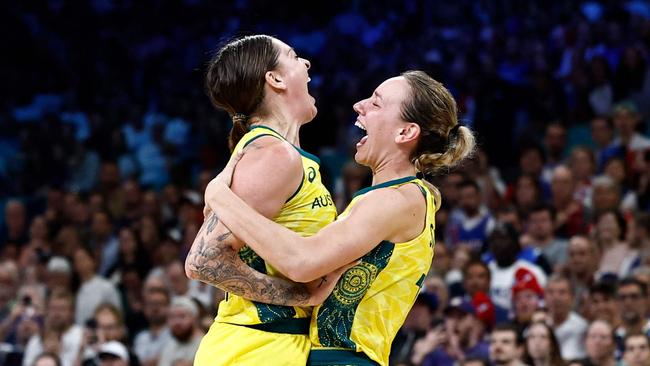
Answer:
[307,349,379,366]
[237,317,310,335]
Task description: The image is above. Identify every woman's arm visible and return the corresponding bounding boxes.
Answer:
[206,177,419,282]
[186,138,334,306]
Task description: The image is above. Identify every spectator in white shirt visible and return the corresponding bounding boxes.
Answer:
[73,246,122,326]
[23,290,83,366]
[546,274,588,360]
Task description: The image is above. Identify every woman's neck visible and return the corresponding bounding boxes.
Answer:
[250,113,302,146]
[370,156,417,186]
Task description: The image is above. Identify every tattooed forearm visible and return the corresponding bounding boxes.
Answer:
[186,213,311,306]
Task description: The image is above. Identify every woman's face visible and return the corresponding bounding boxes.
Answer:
[585,321,615,360]
[526,323,551,360]
[571,150,594,181]
[516,176,538,207]
[597,213,620,242]
[270,39,315,124]
[119,228,137,254]
[352,76,410,169]
[604,159,626,184]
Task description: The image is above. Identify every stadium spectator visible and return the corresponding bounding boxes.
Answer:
[523,321,565,366]
[23,290,82,366]
[489,323,526,366]
[546,274,588,360]
[156,297,203,366]
[582,320,618,366]
[73,246,122,326]
[623,333,650,366]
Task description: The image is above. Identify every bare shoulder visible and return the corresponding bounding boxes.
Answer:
[237,136,302,176]
[362,183,424,210]
[350,183,426,242]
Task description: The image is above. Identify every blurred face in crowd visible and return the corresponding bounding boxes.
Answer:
[604,158,626,185]
[490,231,519,268]
[515,175,539,208]
[592,185,620,213]
[402,301,434,332]
[513,289,539,323]
[525,322,552,361]
[73,248,96,278]
[5,201,26,234]
[144,290,170,327]
[624,335,650,366]
[585,320,615,362]
[567,236,594,275]
[123,180,141,207]
[618,283,647,326]
[520,149,543,177]
[545,124,566,159]
[551,166,574,203]
[545,279,572,320]
[459,185,481,216]
[168,306,196,342]
[590,291,618,326]
[96,308,125,342]
[29,215,48,241]
[99,163,120,189]
[527,210,553,241]
[431,243,451,275]
[166,261,189,296]
[119,228,138,256]
[464,263,490,296]
[490,329,521,365]
[142,191,160,218]
[441,173,464,207]
[570,148,595,182]
[596,212,621,243]
[448,308,477,343]
[91,212,113,239]
[591,117,614,148]
[614,109,641,138]
[47,296,74,332]
[0,264,17,309]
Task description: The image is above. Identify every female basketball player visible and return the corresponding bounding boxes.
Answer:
[204,70,476,366]
[185,35,340,365]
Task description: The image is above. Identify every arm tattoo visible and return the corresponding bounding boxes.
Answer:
[186,212,311,306]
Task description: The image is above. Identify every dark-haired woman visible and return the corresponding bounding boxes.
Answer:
[205,71,475,365]
[186,35,339,365]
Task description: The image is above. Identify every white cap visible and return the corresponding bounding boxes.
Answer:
[46,256,71,274]
[171,296,199,317]
[98,341,129,362]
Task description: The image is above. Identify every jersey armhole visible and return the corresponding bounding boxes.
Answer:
[285,169,305,203]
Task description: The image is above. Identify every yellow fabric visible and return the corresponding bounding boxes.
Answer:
[215,125,337,326]
[309,177,437,366]
[194,322,310,366]
[195,125,336,364]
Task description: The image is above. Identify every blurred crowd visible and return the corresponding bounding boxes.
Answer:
[2,0,650,365]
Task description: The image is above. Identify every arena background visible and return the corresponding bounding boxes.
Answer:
[1,1,650,365]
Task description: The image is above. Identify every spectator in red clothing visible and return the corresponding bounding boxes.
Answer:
[512,268,545,331]
[550,165,587,239]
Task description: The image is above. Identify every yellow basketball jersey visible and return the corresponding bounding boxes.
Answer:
[309,176,437,366]
[215,125,337,326]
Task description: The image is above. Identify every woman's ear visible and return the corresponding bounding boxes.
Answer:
[395,123,421,144]
[265,71,287,91]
